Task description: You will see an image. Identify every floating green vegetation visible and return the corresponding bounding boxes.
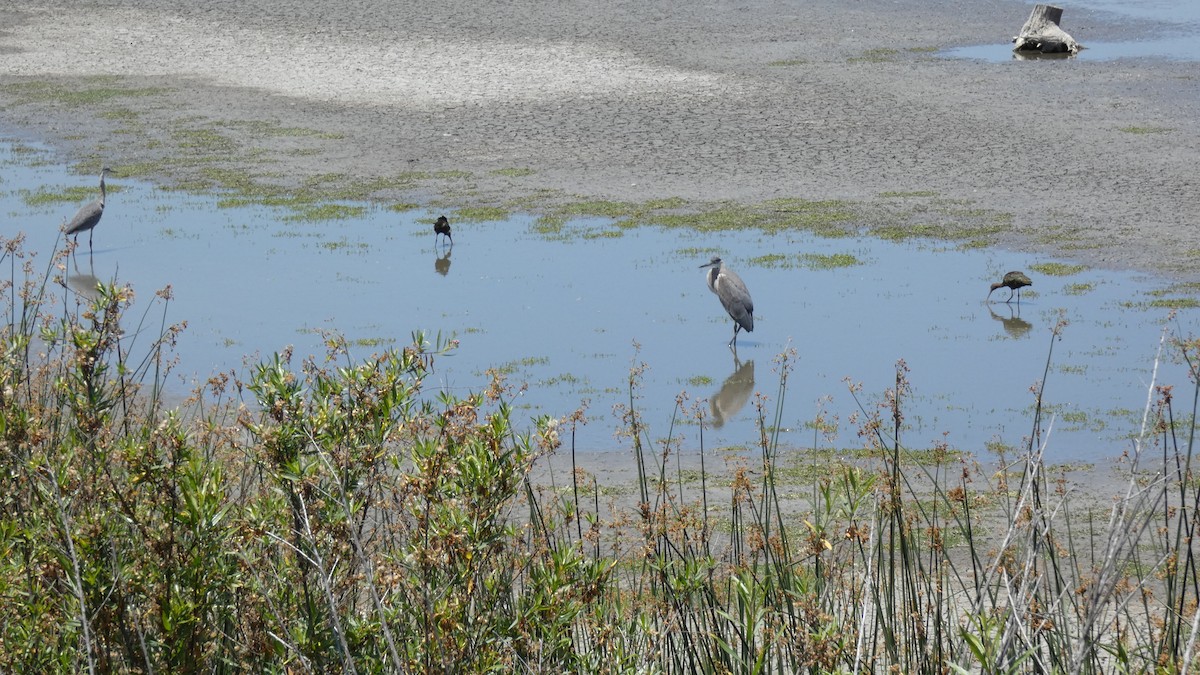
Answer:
[1147,297,1200,309]
[748,254,790,269]
[745,252,860,270]
[539,373,582,387]
[317,238,371,252]
[767,59,808,67]
[850,48,899,63]
[1,80,169,107]
[799,253,861,270]
[582,229,623,240]
[491,167,536,177]
[7,143,44,157]
[880,190,938,199]
[1059,410,1101,431]
[687,375,714,387]
[353,336,395,347]
[1030,262,1086,277]
[1064,283,1095,295]
[456,206,509,222]
[20,185,107,208]
[158,227,200,240]
[531,216,567,237]
[284,204,367,222]
[677,246,721,259]
[1118,126,1171,135]
[387,202,420,213]
[1157,281,1200,297]
[493,356,550,376]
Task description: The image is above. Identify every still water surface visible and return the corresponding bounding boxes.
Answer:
[3,140,1196,461]
[943,0,1200,62]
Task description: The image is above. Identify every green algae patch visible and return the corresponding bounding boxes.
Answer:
[283,204,367,222]
[1118,126,1172,135]
[799,253,861,270]
[1030,262,1086,277]
[492,168,536,177]
[749,252,861,270]
[1,79,170,107]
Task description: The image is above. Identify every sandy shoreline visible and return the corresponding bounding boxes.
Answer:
[1,0,1198,277]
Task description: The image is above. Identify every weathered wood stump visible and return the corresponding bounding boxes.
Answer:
[1012,4,1082,54]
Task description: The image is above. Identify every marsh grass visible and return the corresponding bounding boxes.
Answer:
[3,235,1200,672]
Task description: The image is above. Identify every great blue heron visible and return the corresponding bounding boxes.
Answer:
[987,270,1033,304]
[700,256,754,347]
[64,167,113,252]
[434,215,452,245]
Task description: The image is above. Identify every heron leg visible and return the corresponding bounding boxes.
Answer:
[1006,288,1014,304]
[728,323,741,347]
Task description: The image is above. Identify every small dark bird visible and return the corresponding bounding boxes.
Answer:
[64,166,113,252]
[433,215,452,245]
[987,270,1033,304]
[700,256,754,347]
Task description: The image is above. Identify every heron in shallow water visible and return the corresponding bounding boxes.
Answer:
[987,270,1032,304]
[64,167,113,252]
[434,215,452,245]
[700,256,754,347]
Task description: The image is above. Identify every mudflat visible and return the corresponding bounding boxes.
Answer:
[1,0,1198,276]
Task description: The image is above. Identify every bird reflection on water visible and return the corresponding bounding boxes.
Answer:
[66,254,105,303]
[435,248,452,276]
[710,353,755,429]
[66,271,104,302]
[988,305,1033,340]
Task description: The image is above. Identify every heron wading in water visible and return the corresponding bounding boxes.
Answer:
[434,215,452,245]
[700,256,754,347]
[987,270,1032,304]
[64,167,113,253]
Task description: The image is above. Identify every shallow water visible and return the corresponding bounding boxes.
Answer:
[943,0,1200,63]
[3,139,1197,462]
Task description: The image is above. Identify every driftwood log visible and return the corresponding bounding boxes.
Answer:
[1012,4,1082,54]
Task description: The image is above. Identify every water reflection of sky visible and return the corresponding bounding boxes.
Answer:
[3,140,1197,462]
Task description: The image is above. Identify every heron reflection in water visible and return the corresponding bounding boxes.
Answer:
[66,253,106,303]
[711,353,755,429]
